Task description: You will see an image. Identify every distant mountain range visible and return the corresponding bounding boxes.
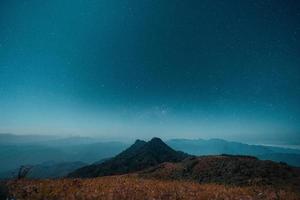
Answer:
[68,138,188,178]
[167,138,300,155]
[1,134,300,180]
[166,138,300,167]
[0,161,86,179]
[0,134,128,175]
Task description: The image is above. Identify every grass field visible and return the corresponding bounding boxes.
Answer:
[6,175,300,200]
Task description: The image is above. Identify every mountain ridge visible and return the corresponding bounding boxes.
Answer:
[138,154,300,186]
[68,137,188,178]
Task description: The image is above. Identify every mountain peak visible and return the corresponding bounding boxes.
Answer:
[148,137,164,144]
[68,137,188,178]
[134,139,146,144]
[146,137,171,150]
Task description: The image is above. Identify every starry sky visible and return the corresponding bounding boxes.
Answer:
[0,0,300,144]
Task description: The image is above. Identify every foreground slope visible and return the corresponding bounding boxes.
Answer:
[68,137,188,178]
[5,176,300,200]
[139,155,300,186]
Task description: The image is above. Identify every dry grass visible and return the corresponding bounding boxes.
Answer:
[6,175,300,200]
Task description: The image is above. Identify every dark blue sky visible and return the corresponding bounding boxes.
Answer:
[0,0,300,144]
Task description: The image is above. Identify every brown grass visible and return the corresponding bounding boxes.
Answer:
[6,175,300,200]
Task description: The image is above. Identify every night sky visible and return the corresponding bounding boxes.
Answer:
[1,0,300,144]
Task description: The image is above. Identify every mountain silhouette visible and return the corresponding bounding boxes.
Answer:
[68,137,188,178]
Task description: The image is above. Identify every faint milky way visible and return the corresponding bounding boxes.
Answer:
[0,0,300,144]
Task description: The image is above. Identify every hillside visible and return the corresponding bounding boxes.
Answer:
[5,176,300,200]
[68,137,188,178]
[139,155,300,186]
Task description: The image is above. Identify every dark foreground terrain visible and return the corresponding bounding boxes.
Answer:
[4,176,300,200]
[139,155,300,186]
